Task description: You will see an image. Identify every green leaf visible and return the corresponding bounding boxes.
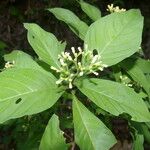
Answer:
[79,0,101,21]
[135,58,150,83]
[120,59,150,97]
[133,134,144,150]
[48,8,88,40]
[0,68,63,123]
[4,50,44,70]
[84,9,143,66]
[73,96,116,150]
[75,78,150,122]
[24,23,66,68]
[40,114,68,150]
[4,50,57,81]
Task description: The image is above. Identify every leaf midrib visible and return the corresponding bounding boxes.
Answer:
[78,82,149,120]
[0,86,54,102]
[99,12,139,55]
[75,100,96,150]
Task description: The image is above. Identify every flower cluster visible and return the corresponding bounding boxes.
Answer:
[51,46,108,89]
[107,4,126,13]
[5,61,15,69]
[119,75,132,87]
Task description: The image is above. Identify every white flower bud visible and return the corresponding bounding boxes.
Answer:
[65,52,70,58]
[71,47,76,54]
[70,74,74,77]
[78,47,82,53]
[69,82,73,89]
[92,71,99,76]
[68,77,72,82]
[127,84,132,87]
[78,62,82,67]
[56,79,63,84]
[61,52,66,58]
[68,56,73,61]
[51,66,58,71]
[79,71,84,76]
[102,64,108,68]
[98,67,104,71]
[60,59,66,66]
[5,61,15,69]
[91,55,99,64]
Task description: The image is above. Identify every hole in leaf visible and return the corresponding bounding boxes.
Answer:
[93,49,98,55]
[15,98,22,104]
[32,35,35,39]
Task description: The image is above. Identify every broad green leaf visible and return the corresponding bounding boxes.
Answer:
[79,0,101,21]
[40,114,68,150]
[133,134,144,150]
[84,9,143,66]
[48,8,88,40]
[73,96,116,150]
[0,68,63,123]
[75,78,150,122]
[120,59,150,97]
[24,23,66,68]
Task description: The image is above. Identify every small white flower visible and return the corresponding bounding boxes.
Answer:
[92,71,99,76]
[78,62,82,68]
[68,56,73,61]
[61,52,66,58]
[51,66,58,71]
[70,74,74,77]
[60,59,67,66]
[65,52,70,58]
[98,67,104,71]
[102,64,108,68]
[125,83,132,87]
[79,71,84,76]
[69,82,73,89]
[71,47,76,55]
[107,4,114,12]
[78,47,82,53]
[56,79,63,84]
[5,61,15,69]
[107,4,126,13]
